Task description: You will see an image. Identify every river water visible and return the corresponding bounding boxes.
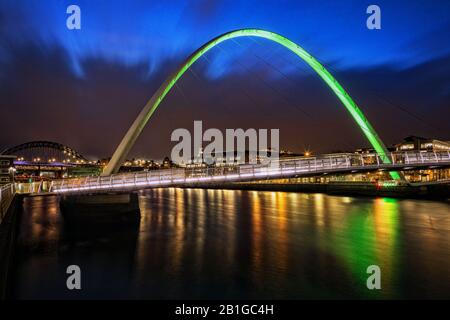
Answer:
[10,189,450,299]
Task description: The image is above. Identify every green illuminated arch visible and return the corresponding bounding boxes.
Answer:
[103,29,400,179]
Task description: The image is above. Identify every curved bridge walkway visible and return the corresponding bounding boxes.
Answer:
[50,151,450,194]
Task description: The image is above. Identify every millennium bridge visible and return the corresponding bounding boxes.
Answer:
[49,151,450,195]
[4,29,450,197]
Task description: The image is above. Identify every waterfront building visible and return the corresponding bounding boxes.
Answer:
[396,136,450,152]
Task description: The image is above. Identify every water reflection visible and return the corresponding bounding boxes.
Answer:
[11,190,450,299]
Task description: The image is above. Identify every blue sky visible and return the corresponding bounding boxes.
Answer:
[1,0,449,158]
[2,0,449,76]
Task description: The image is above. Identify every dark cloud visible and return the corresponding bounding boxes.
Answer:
[192,0,223,23]
[1,39,449,160]
[1,1,449,159]
[336,55,450,141]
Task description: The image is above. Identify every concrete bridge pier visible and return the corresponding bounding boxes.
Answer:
[59,192,141,224]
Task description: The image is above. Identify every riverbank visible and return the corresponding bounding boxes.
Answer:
[182,181,450,200]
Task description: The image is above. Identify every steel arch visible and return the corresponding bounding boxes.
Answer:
[1,141,86,160]
[103,29,400,179]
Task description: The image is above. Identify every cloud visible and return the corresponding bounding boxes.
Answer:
[1,0,449,159]
[1,38,449,161]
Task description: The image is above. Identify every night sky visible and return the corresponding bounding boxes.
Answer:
[1,0,449,160]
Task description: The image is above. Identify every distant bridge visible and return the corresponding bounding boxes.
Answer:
[1,141,100,181]
[50,151,450,194]
[1,141,87,164]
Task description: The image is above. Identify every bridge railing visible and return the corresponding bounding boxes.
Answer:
[49,151,450,193]
[0,183,15,224]
[15,181,52,194]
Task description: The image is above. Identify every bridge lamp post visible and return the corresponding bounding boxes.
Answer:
[8,167,16,182]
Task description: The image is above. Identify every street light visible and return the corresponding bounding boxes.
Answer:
[8,167,16,182]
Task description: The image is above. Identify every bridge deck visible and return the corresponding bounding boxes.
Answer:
[48,151,450,194]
